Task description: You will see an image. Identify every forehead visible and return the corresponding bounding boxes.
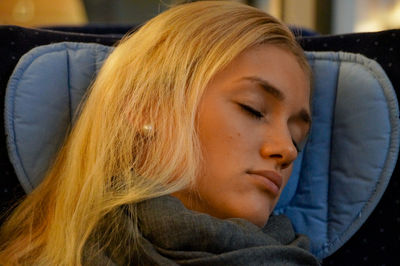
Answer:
[207,44,311,108]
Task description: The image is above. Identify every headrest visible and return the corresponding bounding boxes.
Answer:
[5,42,399,259]
[275,51,399,258]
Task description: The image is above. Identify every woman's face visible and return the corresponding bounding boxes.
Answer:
[173,44,311,227]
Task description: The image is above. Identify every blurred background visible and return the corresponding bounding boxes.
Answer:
[1,0,400,34]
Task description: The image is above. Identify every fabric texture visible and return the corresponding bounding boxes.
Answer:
[0,25,123,226]
[276,51,399,259]
[299,31,400,265]
[5,42,112,190]
[95,196,320,266]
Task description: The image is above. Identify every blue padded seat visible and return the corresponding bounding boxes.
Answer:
[4,42,399,259]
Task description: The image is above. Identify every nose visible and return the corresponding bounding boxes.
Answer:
[259,130,298,170]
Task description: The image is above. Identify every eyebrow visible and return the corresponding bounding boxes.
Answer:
[242,76,285,101]
[240,76,312,125]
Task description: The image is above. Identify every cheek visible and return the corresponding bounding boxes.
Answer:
[197,105,255,173]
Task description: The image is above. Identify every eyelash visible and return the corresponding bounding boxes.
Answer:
[239,104,264,119]
[292,139,301,153]
[239,103,302,153]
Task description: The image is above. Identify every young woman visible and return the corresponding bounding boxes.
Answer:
[0,1,318,265]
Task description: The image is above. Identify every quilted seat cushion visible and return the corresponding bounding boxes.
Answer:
[4,42,399,259]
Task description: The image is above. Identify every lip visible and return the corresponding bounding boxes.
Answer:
[247,170,283,195]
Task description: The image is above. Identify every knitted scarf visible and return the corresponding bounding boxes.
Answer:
[90,196,320,265]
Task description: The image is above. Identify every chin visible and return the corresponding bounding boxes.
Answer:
[248,211,271,227]
[245,196,278,227]
[239,202,273,228]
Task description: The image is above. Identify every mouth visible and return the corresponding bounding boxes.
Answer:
[247,170,283,196]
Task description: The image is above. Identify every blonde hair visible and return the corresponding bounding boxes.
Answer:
[0,1,309,265]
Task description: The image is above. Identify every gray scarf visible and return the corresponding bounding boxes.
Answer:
[90,196,320,265]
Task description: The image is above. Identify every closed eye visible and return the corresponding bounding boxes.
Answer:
[292,135,309,153]
[239,104,263,119]
[292,138,300,153]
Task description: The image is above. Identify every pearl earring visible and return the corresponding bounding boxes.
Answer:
[142,124,154,135]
